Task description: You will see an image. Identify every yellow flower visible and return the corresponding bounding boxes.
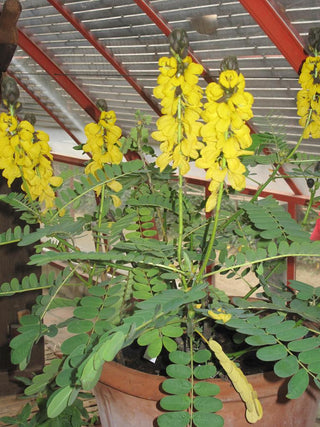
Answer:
[219,70,241,89]
[196,64,253,212]
[153,55,204,175]
[206,82,224,102]
[158,56,178,77]
[208,308,232,323]
[156,151,172,172]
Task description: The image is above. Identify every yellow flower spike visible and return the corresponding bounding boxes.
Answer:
[208,339,263,424]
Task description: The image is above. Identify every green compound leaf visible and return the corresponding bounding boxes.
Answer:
[193,412,224,427]
[245,334,277,346]
[276,326,308,342]
[60,333,89,355]
[194,349,212,363]
[166,364,192,379]
[80,295,103,307]
[163,336,178,352]
[308,363,320,375]
[55,368,74,388]
[193,396,223,412]
[73,306,99,319]
[162,378,192,395]
[258,313,285,328]
[137,329,160,346]
[169,350,191,365]
[102,331,125,362]
[194,365,217,380]
[194,381,220,396]
[298,348,320,364]
[265,320,296,335]
[157,412,190,427]
[47,385,74,418]
[256,344,288,361]
[160,395,191,411]
[286,369,309,399]
[288,337,320,352]
[67,319,93,334]
[146,338,163,358]
[274,355,299,378]
[161,325,184,338]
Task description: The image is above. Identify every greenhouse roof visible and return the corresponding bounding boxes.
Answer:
[3,0,320,171]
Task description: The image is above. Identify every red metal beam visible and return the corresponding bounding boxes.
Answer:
[239,0,307,73]
[133,0,214,84]
[47,0,162,117]
[17,29,100,122]
[8,72,83,146]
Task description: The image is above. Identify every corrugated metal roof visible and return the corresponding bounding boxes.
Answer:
[3,0,320,160]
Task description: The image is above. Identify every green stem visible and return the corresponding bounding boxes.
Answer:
[242,260,282,300]
[176,94,184,267]
[302,185,316,225]
[197,179,224,281]
[136,122,167,241]
[189,332,194,425]
[177,172,184,266]
[89,184,106,285]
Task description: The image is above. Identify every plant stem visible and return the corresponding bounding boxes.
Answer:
[197,180,224,281]
[189,332,194,425]
[176,94,184,266]
[302,185,316,225]
[136,122,167,241]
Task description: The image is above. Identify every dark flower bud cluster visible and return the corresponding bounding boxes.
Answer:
[1,75,20,109]
[220,56,240,73]
[168,29,189,59]
[308,27,320,55]
[96,99,108,112]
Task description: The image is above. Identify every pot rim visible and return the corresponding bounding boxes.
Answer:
[98,361,287,402]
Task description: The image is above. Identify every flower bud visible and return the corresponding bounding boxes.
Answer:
[168,29,189,58]
[96,99,108,111]
[24,113,36,126]
[308,27,320,54]
[307,178,315,188]
[220,56,239,72]
[1,75,19,105]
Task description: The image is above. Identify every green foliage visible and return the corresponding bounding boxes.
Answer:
[1,105,320,427]
[0,224,31,246]
[158,350,223,426]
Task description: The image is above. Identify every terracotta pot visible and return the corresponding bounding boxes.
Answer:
[94,361,319,427]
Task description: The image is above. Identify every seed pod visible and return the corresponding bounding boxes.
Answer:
[307,178,315,188]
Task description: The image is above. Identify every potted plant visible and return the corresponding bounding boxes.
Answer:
[0,28,320,427]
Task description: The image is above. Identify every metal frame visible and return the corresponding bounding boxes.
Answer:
[17,29,100,122]
[9,73,83,146]
[239,0,307,73]
[48,0,162,117]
